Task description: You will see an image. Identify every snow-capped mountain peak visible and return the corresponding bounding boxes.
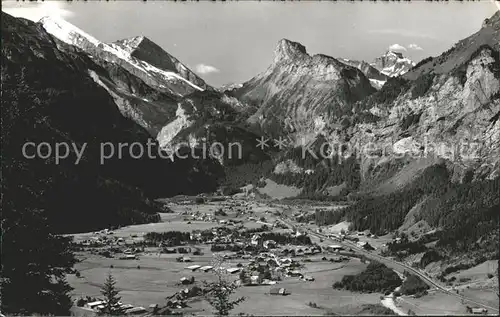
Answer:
[39,15,101,47]
[38,16,205,96]
[372,50,415,77]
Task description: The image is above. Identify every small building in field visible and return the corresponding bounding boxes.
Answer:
[328,245,344,252]
[200,265,213,272]
[357,241,375,250]
[125,306,147,315]
[85,300,106,310]
[148,304,159,312]
[311,246,322,254]
[226,267,241,274]
[469,307,488,315]
[269,287,289,296]
[263,240,277,249]
[180,276,195,285]
[250,275,260,285]
[251,234,262,246]
[185,265,201,271]
[120,304,133,310]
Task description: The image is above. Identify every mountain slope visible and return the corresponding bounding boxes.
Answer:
[37,15,265,160]
[1,12,220,233]
[39,16,205,96]
[277,13,500,268]
[272,13,499,194]
[37,16,201,139]
[113,35,208,90]
[232,39,376,140]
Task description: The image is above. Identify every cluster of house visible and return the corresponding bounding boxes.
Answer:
[83,300,150,315]
[180,245,323,288]
[356,241,375,250]
[77,229,141,248]
[244,249,322,285]
[164,284,205,309]
[466,306,489,315]
[180,210,216,222]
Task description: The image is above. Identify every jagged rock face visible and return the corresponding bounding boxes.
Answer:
[333,47,500,183]
[338,58,388,89]
[274,39,308,63]
[337,51,413,89]
[113,36,209,90]
[156,89,271,166]
[268,12,500,185]
[372,51,415,77]
[36,16,199,139]
[234,39,376,141]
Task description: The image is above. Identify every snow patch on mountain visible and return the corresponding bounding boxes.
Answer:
[39,15,100,46]
[39,16,204,94]
[373,51,415,77]
[369,79,386,90]
[156,104,194,148]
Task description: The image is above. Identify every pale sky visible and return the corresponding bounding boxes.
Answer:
[2,0,498,87]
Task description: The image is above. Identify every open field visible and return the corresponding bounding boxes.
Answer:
[67,199,387,315]
[68,250,381,316]
[67,198,499,316]
[257,178,302,200]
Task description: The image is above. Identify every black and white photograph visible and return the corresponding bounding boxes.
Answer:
[1,0,499,316]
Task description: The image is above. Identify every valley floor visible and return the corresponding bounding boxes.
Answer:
[67,198,499,316]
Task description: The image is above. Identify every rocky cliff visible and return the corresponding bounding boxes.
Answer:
[233,39,376,141]
[338,50,414,90]
[373,50,415,77]
[259,14,499,188]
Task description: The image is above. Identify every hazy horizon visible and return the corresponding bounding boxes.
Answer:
[2,0,498,87]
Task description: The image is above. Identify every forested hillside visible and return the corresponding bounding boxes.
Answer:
[316,163,499,261]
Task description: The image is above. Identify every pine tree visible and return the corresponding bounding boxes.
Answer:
[99,273,126,316]
[203,256,245,316]
[1,204,75,315]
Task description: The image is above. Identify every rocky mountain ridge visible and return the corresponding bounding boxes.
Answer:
[337,57,388,90]
[373,50,415,77]
[39,16,206,96]
[37,15,260,156]
[243,13,500,187]
[337,50,415,90]
[232,39,376,141]
[257,13,499,268]
[36,13,499,185]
